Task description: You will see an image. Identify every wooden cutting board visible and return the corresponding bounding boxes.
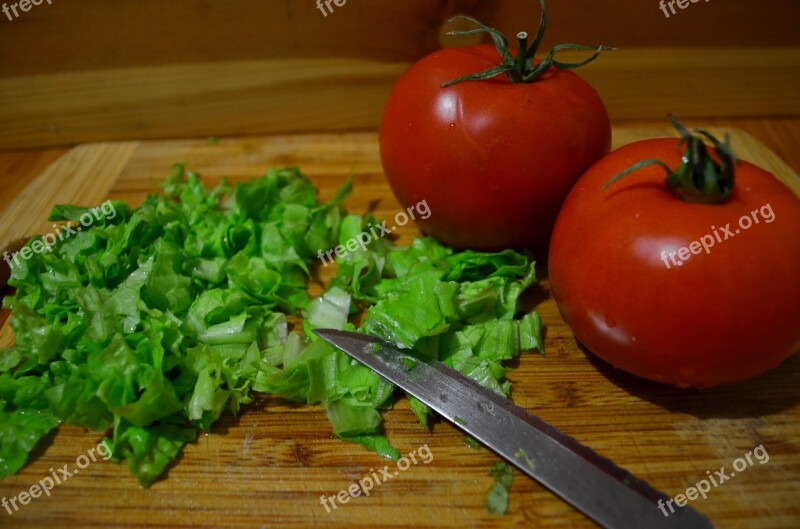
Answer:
[0,128,798,529]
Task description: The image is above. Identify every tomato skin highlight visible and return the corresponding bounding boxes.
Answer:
[379,44,611,251]
[549,138,800,388]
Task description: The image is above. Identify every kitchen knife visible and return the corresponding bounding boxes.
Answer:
[314,328,714,529]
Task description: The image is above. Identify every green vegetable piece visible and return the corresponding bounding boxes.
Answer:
[0,410,60,478]
[515,448,536,470]
[485,462,513,515]
[464,436,480,449]
[401,357,417,370]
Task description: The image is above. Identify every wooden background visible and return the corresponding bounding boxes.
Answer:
[0,0,799,149]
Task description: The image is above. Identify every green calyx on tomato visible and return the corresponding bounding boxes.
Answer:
[442,0,614,87]
[603,115,737,205]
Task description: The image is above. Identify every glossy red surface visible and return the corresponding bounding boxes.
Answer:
[379,44,611,252]
[549,138,800,387]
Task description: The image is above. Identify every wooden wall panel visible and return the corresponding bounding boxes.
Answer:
[486,0,800,51]
[1,0,799,77]
[0,0,798,148]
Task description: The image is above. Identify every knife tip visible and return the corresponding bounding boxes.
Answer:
[311,328,349,342]
[312,328,374,350]
[310,328,330,340]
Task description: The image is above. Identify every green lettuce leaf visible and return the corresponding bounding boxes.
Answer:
[0,409,60,478]
[485,462,513,515]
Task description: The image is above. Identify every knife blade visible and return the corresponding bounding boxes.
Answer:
[314,329,714,529]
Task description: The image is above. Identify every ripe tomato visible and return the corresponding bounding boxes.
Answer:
[379,34,610,251]
[549,135,800,388]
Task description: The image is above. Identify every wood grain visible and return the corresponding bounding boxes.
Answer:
[1,48,799,150]
[1,0,799,149]
[637,117,800,178]
[0,127,799,529]
[1,0,798,76]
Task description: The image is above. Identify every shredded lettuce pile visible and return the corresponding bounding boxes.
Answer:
[0,165,542,485]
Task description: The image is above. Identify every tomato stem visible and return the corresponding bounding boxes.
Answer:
[603,115,737,204]
[441,0,613,87]
[514,32,529,80]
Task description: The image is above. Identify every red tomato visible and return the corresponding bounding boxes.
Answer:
[379,44,610,251]
[549,137,800,388]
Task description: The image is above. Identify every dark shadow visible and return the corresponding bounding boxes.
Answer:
[521,282,550,314]
[520,263,550,349]
[577,340,800,418]
[604,180,666,199]
[18,426,59,472]
[0,305,11,330]
[147,393,292,486]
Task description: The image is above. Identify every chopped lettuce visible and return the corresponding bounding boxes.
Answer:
[0,408,59,477]
[0,166,349,485]
[485,462,513,515]
[0,165,543,488]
